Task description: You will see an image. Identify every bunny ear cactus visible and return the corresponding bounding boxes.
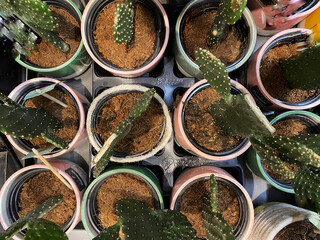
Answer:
[281,44,320,90]
[92,88,156,178]
[0,92,68,149]
[196,48,275,138]
[202,175,236,240]
[0,195,67,240]
[113,0,134,47]
[207,0,247,45]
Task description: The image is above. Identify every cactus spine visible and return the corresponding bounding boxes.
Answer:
[207,0,247,45]
[92,88,156,178]
[113,0,134,47]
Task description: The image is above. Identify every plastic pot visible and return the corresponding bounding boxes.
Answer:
[7,78,89,159]
[246,110,320,193]
[0,161,88,240]
[174,79,252,161]
[87,84,172,163]
[170,166,254,240]
[81,165,164,238]
[15,0,91,79]
[173,0,257,79]
[247,28,320,110]
[81,0,169,78]
[248,203,320,240]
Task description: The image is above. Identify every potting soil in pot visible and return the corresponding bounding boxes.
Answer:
[95,92,164,155]
[182,5,245,66]
[18,171,76,226]
[94,1,156,70]
[96,173,155,228]
[24,89,79,148]
[260,44,318,103]
[261,119,311,182]
[26,6,81,68]
[180,179,240,239]
[184,87,242,152]
[273,220,320,240]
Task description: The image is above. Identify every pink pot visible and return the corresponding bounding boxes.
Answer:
[247,28,320,110]
[174,79,252,161]
[7,78,89,158]
[81,0,169,78]
[0,161,88,240]
[170,166,254,240]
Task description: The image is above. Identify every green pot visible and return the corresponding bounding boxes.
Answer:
[81,165,164,238]
[246,110,320,193]
[15,0,91,79]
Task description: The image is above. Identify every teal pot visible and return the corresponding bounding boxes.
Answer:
[15,0,91,79]
[246,110,320,193]
[81,166,164,238]
[248,203,320,240]
[173,0,257,79]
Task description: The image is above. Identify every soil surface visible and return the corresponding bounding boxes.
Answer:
[25,89,79,148]
[18,171,76,226]
[94,0,156,70]
[274,220,320,240]
[96,173,155,228]
[184,87,242,152]
[183,6,244,66]
[26,6,81,68]
[95,92,164,155]
[260,43,317,103]
[180,179,240,239]
[262,119,311,181]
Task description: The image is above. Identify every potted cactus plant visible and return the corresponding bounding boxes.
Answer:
[247,28,320,110]
[0,0,90,79]
[81,0,169,77]
[173,0,256,79]
[87,84,172,173]
[4,78,88,158]
[174,48,274,160]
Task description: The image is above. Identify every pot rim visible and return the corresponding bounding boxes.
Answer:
[0,162,82,240]
[86,84,172,163]
[174,79,251,160]
[81,0,169,77]
[7,78,88,159]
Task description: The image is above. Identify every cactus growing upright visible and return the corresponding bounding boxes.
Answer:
[0,0,69,56]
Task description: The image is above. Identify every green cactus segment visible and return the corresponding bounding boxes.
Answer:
[196,48,231,100]
[202,195,236,240]
[0,196,63,240]
[293,166,320,214]
[281,45,320,90]
[250,137,295,180]
[210,94,275,137]
[209,175,218,213]
[290,134,320,153]
[41,131,68,149]
[92,89,156,178]
[93,222,121,240]
[261,135,320,168]
[113,0,134,46]
[24,219,68,240]
[207,11,227,46]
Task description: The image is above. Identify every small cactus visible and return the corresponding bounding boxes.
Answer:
[92,88,156,178]
[24,219,68,240]
[0,92,68,149]
[281,44,320,90]
[0,196,65,240]
[196,48,275,138]
[113,0,134,47]
[0,0,69,55]
[207,0,247,45]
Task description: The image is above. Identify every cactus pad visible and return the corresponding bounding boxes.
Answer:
[281,44,320,90]
[93,223,121,240]
[113,0,134,46]
[293,166,320,214]
[209,175,218,212]
[24,219,68,240]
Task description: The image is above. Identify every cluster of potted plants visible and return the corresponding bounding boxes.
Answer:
[1,0,320,239]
